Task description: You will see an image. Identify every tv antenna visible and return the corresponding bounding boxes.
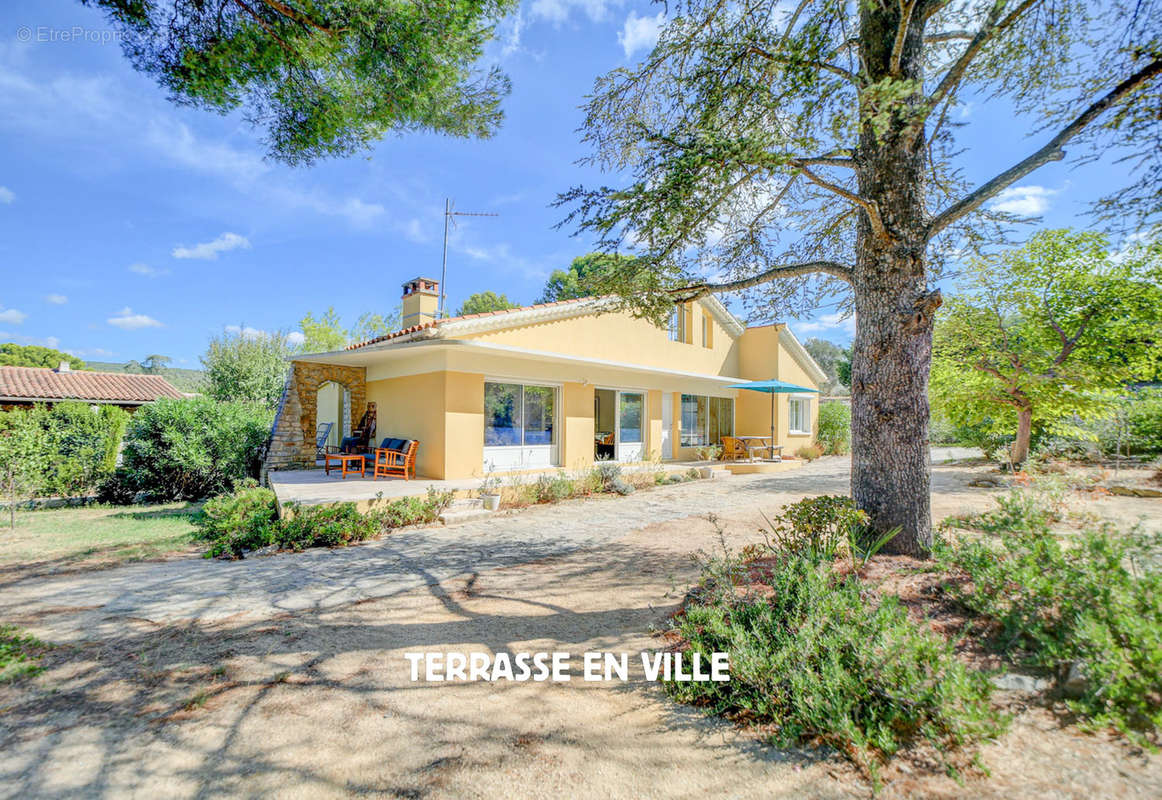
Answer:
[440,198,499,317]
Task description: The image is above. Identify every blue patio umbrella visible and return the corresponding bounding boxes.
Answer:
[727,379,819,460]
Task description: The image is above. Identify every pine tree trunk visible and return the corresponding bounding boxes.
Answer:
[850,4,937,556]
[1011,407,1033,465]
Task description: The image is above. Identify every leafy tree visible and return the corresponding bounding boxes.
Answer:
[0,344,85,370]
[297,307,348,353]
[84,0,515,165]
[835,348,853,389]
[456,291,519,316]
[803,338,848,395]
[540,253,636,302]
[558,0,1161,555]
[142,354,172,374]
[202,328,295,409]
[350,306,403,343]
[931,230,1162,464]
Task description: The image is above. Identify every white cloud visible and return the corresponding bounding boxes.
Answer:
[530,0,618,24]
[108,307,163,330]
[618,11,665,58]
[0,186,14,204]
[172,232,251,260]
[225,324,269,339]
[498,9,525,57]
[0,307,28,324]
[129,262,169,278]
[144,119,268,184]
[66,347,113,358]
[988,185,1058,216]
[287,331,306,347]
[792,312,856,339]
[0,332,59,348]
[44,294,68,305]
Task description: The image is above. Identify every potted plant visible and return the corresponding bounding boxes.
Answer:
[478,462,501,511]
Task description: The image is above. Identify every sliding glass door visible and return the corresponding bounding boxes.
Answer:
[617,391,645,462]
[483,382,558,470]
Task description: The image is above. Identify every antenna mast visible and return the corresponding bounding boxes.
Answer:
[440,198,499,317]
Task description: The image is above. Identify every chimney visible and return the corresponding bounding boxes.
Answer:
[401,277,440,328]
[56,361,71,373]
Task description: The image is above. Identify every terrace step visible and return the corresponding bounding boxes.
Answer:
[439,497,493,526]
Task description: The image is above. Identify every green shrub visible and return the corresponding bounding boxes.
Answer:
[120,397,273,501]
[668,551,1001,783]
[0,402,129,498]
[952,420,1012,460]
[278,502,383,550]
[533,471,575,503]
[195,484,453,558]
[195,485,279,558]
[940,520,1162,743]
[793,443,823,461]
[815,401,851,455]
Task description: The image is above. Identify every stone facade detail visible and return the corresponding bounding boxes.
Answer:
[263,361,367,473]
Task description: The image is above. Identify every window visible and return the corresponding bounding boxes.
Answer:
[485,382,556,447]
[619,392,644,444]
[668,305,687,343]
[788,397,811,435]
[701,316,712,348]
[680,394,733,446]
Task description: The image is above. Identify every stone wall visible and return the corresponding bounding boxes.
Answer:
[264,361,367,472]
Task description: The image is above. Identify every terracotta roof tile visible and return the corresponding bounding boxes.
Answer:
[0,366,185,404]
[344,296,596,351]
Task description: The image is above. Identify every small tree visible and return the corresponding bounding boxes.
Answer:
[202,328,295,409]
[297,308,348,353]
[456,291,519,316]
[803,338,848,395]
[142,354,172,374]
[931,230,1162,464]
[350,307,403,342]
[540,253,636,303]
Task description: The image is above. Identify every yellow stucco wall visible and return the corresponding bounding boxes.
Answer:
[561,381,595,471]
[462,300,741,378]
[365,370,486,479]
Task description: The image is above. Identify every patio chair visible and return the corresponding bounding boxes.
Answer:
[315,422,334,459]
[369,438,419,480]
[721,436,749,461]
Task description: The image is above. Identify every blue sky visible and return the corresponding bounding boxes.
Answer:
[0,1,1145,364]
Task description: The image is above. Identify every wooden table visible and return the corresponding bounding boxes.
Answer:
[324,453,366,479]
[736,435,783,462]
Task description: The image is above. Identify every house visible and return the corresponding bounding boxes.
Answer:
[0,363,184,411]
[263,277,826,480]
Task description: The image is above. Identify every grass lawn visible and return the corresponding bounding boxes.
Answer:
[0,502,202,574]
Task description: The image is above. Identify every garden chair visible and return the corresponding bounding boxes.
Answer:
[315,422,334,459]
[721,436,749,461]
[369,438,419,480]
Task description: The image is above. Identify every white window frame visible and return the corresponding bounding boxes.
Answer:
[483,379,561,471]
[788,394,812,436]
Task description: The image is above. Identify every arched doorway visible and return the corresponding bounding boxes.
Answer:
[315,380,351,455]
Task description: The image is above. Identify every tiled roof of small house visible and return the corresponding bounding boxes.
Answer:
[0,365,184,404]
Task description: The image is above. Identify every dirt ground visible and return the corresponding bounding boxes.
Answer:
[1,455,1160,799]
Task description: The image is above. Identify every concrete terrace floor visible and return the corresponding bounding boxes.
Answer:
[268,459,747,507]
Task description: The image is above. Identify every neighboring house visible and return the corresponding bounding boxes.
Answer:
[265,277,826,479]
[0,363,184,411]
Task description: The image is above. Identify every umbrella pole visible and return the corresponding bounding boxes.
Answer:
[769,391,775,460]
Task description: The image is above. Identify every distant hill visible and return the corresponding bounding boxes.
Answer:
[85,361,205,393]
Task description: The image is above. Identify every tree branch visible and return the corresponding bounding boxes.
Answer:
[797,165,888,239]
[670,260,854,301]
[925,0,1041,120]
[927,55,1162,239]
[747,45,860,85]
[792,155,856,169]
[924,30,974,42]
[891,0,921,76]
[257,0,347,34]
